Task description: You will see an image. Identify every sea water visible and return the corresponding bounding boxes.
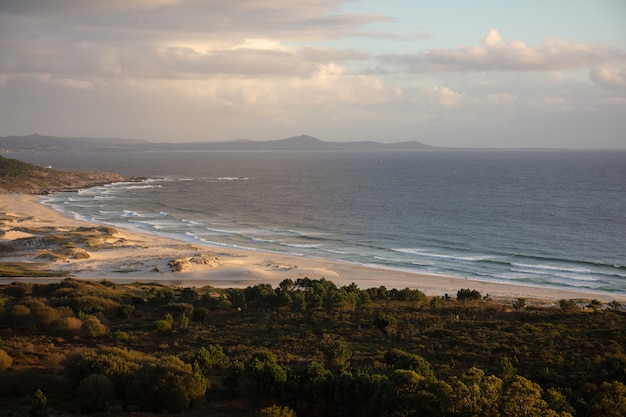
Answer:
[13,150,626,295]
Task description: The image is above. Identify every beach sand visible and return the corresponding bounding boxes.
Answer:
[1,194,624,304]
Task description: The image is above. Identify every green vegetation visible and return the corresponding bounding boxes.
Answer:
[0,154,135,194]
[0,155,44,177]
[0,277,624,416]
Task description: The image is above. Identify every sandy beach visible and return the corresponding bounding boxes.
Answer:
[1,194,624,304]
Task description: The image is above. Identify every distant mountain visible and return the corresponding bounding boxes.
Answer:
[0,134,435,152]
[0,134,147,152]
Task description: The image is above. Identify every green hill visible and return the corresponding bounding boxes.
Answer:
[0,155,138,194]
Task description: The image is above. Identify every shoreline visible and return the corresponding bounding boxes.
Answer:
[1,193,625,304]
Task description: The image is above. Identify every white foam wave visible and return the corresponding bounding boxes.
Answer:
[511,262,592,275]
[280,242,320,249]
[392,248,490,262]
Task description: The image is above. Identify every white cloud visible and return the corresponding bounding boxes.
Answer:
[418,86,466,109]
[486,92,517,107]
[36,74,93,89]
[531,96,575,112]
[231,39,293,53]
[386,29,612,73]
[590,64,626,89]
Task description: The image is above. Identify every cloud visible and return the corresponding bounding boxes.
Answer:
[385,29,612,73]
[0,0,183,14]
[590,64,626,89]
[417,86,466,109]
[37,74,93,89]
[0,0,385,82]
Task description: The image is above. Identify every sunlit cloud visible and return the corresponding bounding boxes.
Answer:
[590,64,626,89]
[385,29,613,73]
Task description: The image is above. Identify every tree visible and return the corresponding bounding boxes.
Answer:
[322,340,352,371]
[374,370,440,417]
[589,381,626,417]
[383,348,434,380]
[29,389,49,417]
[447,367,503,417]
[244,351,288,406]
[76,373,116,412]
[126,355,208,413]
[374,311,398,335]
[500,375,551,417]
[194,344,228,375]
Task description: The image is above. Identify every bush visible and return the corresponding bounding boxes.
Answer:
[457,288,482,302]
[126,356,208,412]
[0,368,42,397]
[559,299,580,312]
[113,330,130,342]
[116,304,135,318]
[192,307,210,322]
[29,389,49,417]
[82,315,107,338]
[0,349,13,371]
[155,313,174,332]
[259,404,297,417]
[49,316,83,335]
[76,374,116,412]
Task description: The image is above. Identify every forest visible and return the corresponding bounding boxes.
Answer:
[0,277,624,416]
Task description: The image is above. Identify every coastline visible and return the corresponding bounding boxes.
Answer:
[1,194,625,304]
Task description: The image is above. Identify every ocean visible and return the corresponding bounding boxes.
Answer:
[12,150,626,296]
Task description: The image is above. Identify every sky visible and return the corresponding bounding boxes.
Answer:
[0,0,625,148]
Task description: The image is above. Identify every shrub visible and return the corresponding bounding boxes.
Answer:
[76,374,116,412]
[259,404,297,417]
[457,288,482,302]
[6,304,31,325]
[192,307,210,322]
[29,389,49,417]
[49,316,83,335]
[82,315,107,338]
[0,368,42,397]
[113,330,130,342]
[165,302,194,317]
[0,349,13,371]
[116,304,135,318]
[559,299,580,312]
[155,313,174,332]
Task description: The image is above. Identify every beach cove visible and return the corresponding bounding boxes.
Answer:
[2,194,624,305]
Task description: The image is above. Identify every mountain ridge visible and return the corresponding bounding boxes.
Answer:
[0,134,435,152]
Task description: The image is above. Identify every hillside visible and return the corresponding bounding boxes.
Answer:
[0,155,139,194]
